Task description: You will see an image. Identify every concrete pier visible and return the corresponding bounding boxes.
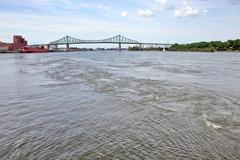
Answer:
[66,44,70,51]
[118,43,122,51]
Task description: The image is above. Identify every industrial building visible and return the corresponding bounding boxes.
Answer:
[0,35,27,52]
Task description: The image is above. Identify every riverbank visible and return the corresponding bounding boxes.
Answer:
[0,51,20,54]
[128,46,165,51]
[169,39,240,52]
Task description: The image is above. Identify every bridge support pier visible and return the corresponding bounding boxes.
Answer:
[47,44,50,50]
[66,44,70,51]
[118,43,122,51]
[139,44,142,51]
[55,45,58,50]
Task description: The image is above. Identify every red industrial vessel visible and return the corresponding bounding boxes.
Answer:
[20,46,48,53]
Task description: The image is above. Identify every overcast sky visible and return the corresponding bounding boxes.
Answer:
[0,0,240,44]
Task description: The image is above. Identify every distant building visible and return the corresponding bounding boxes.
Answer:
[0,35,28,51]
[0,41,10,51]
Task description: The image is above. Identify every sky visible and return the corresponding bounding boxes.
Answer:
[0,0,240,44]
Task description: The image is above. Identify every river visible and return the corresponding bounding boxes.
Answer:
[0,51,240,159]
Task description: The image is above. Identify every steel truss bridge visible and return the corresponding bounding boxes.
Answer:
[43,35,172,51]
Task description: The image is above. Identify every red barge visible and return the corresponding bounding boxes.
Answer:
[20,46,48,53]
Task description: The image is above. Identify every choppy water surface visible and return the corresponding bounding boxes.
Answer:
[0,51,240,160]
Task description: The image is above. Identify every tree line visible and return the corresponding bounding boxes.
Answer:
[168,39,240,52]
[128,46,164,51]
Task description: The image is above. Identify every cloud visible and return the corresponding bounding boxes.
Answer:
[6,0,60,6]
[229,0,240,5]
[154,0,167,10]
[5,0,112,12]
[0,11,167,44]
[121,11,128,17]
[174,1,207,18]
[137,9,154,17]
[98,4,111,11]
[203,9,208,13]
[155,0,167,6]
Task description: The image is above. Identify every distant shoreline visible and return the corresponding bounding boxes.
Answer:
[1,50,240,55]
[168,39,240,52]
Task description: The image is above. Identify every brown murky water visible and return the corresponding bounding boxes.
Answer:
[0,51,240,159]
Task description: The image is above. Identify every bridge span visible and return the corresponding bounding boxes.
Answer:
[35,35,173,51]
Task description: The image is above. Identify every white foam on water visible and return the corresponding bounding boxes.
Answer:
[205,121,222,129]
[203,114,222,129]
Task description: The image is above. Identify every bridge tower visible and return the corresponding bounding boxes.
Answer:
[66,36,70,51]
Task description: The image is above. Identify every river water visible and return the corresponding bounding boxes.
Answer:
[0,51,240,160]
